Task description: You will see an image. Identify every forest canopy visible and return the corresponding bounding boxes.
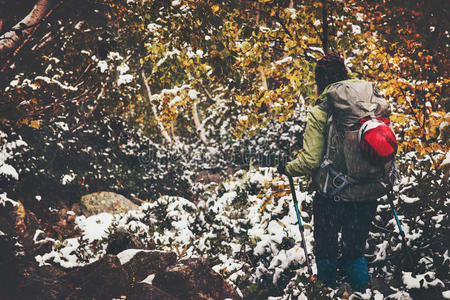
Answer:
[1,0,448,146]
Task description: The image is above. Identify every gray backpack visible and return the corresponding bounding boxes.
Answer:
[313,80,398,202]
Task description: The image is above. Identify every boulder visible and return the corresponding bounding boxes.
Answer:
[61,254,129,299]
[195,170,224,185]
[0,235,22,299]
[80,191,139,216]
[127,283,180,300]
[122,250,177,282]
[106,228,145,255]
[12,248,241,300]
[20,254,129,300]
[153,257,241,300]
[18,265,68,300]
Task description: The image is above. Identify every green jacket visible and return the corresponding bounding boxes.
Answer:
[285,99,328,177]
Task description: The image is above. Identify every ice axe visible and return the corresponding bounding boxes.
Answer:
[287,175,313,276]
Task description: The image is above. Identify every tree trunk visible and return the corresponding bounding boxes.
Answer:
[289,0,294,9]
[0,0,52,54]
[254,2,268,92]
[192,100,208,145]
[321,0,329,54]
[141,70,173,144]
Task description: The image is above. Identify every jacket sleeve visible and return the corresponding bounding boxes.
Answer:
[285,105,329,177]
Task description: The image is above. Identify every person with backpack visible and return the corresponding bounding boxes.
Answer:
[278,54,398,291]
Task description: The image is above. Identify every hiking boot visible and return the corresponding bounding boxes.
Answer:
[316,259,337,287]
[345,257,370,291]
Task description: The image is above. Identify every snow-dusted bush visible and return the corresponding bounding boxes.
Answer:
[35,167,449,299]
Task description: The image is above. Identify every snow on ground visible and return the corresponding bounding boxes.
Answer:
[117,249,152,264]
[32,167,448,299]
[402,271,444,289]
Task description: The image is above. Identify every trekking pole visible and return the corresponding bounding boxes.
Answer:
[386,188,415,270]
[386,190,408,249]
[288,175,313,276]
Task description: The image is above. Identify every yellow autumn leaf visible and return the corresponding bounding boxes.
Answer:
[212,5,219,14]
[29,120,41,129]
[15,201,26,234]
[390,113,409,125]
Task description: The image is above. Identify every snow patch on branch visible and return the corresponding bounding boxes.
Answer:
[402,271,444,289]
[0,192,18,207]
[118,74,134,86]
[0,131,26,180]
[35,76,78,91]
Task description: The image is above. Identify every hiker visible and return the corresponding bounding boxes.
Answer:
[278,54,398,291]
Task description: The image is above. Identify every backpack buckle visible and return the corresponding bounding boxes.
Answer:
[321,158,332,169]
[327,166,349,196]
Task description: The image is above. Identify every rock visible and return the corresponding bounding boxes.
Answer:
[36,264,68,278]
[409,287,446,300]
[0,200,17,236]
[371,277,395,296]
[127,283,180,300]
[25,265,68,294]
[33,239,53,256]
[195,170,224,185]
[122,250,177,282]
[106,228,145,255]
[61,254,129,299]
[18,265,68,300]
[13,249,240,300]
[80,191,139,216]
[0,235,22,299]
[153,257,241,300]
[19,255,129,300]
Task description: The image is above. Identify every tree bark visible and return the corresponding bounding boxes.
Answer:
[0,0,52,54]
[254,3,268,92]
[321,0,329,54]
[289,0,294,9]
[192,100,208,145]
[141,70,173,144]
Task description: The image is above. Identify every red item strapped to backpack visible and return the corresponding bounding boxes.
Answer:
[358,118,397,165]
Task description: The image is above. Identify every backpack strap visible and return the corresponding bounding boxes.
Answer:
[319,119,350,198]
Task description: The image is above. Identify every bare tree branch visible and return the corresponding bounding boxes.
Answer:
[70,86,105,133]
[199,81,215,104]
